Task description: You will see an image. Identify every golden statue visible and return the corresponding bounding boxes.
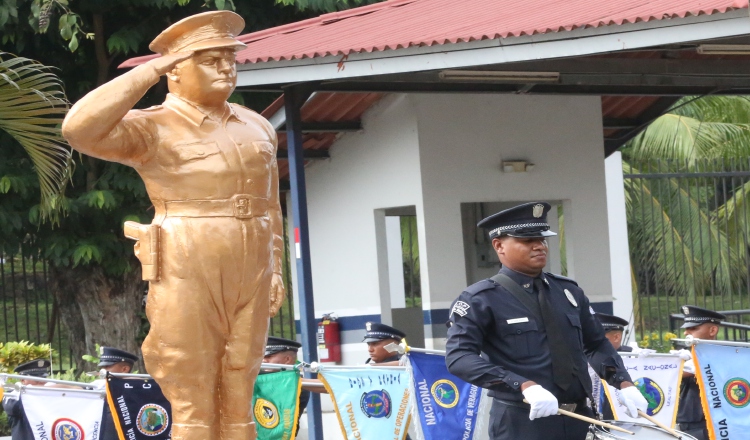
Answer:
[62,11,285,440]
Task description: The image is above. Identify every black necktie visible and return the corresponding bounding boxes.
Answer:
[534,278,576,391]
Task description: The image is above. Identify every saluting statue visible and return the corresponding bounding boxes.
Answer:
[62,11,285,440]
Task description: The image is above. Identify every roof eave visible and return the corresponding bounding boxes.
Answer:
[236,8,750,88]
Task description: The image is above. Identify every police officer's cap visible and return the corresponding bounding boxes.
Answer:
[14,359,51,378]
[265,336,302,356]
[478,202,557,239]
[363,322,406,343]
[150,11,247,56]
[98,347,139,368]
[680,305,726,329]
[596,313,629,332]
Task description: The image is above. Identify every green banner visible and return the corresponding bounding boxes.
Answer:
[253,369,302,440]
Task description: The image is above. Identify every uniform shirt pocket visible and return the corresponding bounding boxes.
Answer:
[175,141,222,162]
[567,313,584,348]
[499,320,539,358]
[253,141,275,158]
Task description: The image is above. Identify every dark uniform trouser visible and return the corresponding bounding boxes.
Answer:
[678,423,708,440]
[489,400,592,440]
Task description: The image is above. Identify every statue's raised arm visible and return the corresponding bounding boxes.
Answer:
[62,12,285,440]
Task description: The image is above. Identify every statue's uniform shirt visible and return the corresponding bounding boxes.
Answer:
[445,267,631,440]
[68,65,283,438]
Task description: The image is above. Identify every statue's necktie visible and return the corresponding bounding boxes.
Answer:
[534,278,576,391]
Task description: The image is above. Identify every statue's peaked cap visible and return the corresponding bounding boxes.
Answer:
[150,11,246,55]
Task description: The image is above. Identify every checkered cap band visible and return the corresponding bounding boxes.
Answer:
[366,331,402,339]
[20,368,49,377]
[100,355,133,363]
[601,323,624,329]
[265,344,297,352]
[490,222,548,237]
[684,316,720,323]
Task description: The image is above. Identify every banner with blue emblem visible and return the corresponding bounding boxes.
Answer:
[21,386,104,440]
[405,352,486,440]
[693,342,750,440]
[106,374,172,440]
[601,354,683,427]
[319,366,411,440]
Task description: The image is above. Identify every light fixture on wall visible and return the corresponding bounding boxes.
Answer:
[439,70,560,83]
[696,44,750,55]
[502,160,534,173]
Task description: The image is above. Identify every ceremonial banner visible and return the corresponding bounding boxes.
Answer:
[693,342,750,440]
[602,354,682,427]
[22,386,104,440]
[587,364,605,416]
[406,352,485,440]
[253,370,302,440]
[106,374,172,440]
[319,367,411,440]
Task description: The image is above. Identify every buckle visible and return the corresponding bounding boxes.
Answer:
[560,403,577,412]
[232,194,253,219]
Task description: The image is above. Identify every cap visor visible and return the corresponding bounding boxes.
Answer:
[507,230,558,238]
[681,321,702,329]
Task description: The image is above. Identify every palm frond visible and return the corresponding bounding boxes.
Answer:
[0,52,72,221]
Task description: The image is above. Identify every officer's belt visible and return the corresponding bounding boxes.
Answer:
[158,195,269,219]
[494,398,582,413]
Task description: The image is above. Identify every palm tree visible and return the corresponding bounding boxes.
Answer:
[0,52,71,221]
[620,96,750,333]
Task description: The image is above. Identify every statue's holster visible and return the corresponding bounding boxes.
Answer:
[124,221,160,281]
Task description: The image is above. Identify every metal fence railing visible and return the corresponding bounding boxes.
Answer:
[625,158,750,339]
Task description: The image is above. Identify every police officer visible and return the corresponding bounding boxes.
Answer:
[262,337,310,433]
[596,313,632,352]
[2,359,51,440]
[445,202,648,440]
[363,322,406,364]
[91,347,139,440]
[676,305,725,440]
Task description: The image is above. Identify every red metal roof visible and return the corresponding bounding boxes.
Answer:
[234,0,748,64]
[119,0,747,68]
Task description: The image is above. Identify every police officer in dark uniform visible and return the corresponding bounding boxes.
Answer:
[597,313,632,353]
[676,305,725,440]
[363,322,406,364]
[445,202,648,440]
[92,347,139,440]
[2,359,51,440]
[263,336,310,434]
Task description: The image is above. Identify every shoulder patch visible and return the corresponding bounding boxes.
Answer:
[450,301,471,318]
[463,279,496,296]
[545,272,579,286]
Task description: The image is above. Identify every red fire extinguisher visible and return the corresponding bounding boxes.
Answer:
[317,313,341,363]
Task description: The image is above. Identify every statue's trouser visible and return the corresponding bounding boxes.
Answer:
[142,215,272,440]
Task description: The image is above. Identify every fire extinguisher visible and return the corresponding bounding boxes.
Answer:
[317,313,341,363]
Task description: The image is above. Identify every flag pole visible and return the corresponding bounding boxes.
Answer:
[673,337,750,348]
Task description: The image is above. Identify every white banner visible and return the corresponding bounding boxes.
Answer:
[602,355,683,427]
[22,386,105,440]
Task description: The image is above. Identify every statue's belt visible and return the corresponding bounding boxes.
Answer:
[154,195,269,219]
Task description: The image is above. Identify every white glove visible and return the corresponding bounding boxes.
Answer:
[522,385,559,420]
[618,386,649,418]
[683,359,696,375]
[637,348,657,358]
[670,349,692,361]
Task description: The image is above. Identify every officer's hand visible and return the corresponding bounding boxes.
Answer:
[618,384,649,418]
[147,51,194,76]
[670,349,692,361]
[269,273,285,317]
[637,348,657,358]
[521,385,559,420]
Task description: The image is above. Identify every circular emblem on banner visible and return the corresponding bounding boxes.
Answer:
[254,398,280,429]
[360,389,392,418]
[724,378,750,408]
[52,418,84,440]
[136,403,169,436]
[633,377,665,416]
[431,379,460,408]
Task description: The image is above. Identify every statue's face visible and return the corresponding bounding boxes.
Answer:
[174,47,237,105]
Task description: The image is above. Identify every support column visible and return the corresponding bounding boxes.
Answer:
[284,84,323,440]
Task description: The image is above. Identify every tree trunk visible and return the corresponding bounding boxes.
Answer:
[48,263,145,373]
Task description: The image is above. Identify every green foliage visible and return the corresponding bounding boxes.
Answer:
[275,0,380,12]
[0,52,71,221]
[638,331,678,353]
[80,343,100,366]
[0,340,52,373]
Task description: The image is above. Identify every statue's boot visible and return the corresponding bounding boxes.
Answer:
[220,422,257,440]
